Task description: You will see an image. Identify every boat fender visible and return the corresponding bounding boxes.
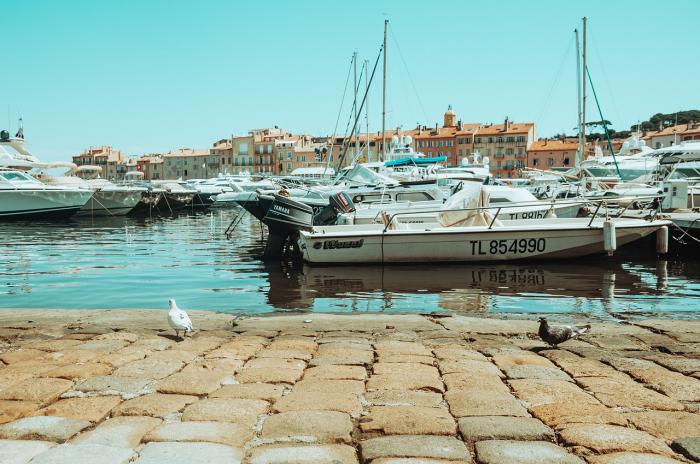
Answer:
[603,219,616,256]
[656,226,669,255]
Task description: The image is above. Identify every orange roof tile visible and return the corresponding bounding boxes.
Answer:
[475,122,534,136]
[528,139,579,152]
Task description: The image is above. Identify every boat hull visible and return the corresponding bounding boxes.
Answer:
[299,219,668,264]
[77,190,143,216]
[0,189,93,220]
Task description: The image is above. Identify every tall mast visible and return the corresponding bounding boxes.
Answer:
[575,28,583,167]
[381,19,388,161]
[353,51,359,160]
[365,59,370,162]
[582,17,587,158]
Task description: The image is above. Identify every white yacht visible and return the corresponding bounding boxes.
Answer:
[0,131,93,219]
[37,165,146,216]
[0,167,93,219]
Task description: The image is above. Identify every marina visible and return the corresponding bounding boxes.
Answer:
[2,3,699,463]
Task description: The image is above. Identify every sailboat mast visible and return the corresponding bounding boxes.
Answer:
[575,28,583,166]
[353,51,359,161]
[381,19,388,162]
[365,59,370,162]
[582,17,587,158]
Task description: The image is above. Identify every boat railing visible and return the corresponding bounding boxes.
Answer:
[381,197,660,233]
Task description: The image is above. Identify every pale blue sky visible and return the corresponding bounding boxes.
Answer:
[4,0,699,161]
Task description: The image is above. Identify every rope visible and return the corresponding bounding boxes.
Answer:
[388,24,428,123]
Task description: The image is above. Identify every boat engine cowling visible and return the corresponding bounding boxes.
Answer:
[314,192,356,226]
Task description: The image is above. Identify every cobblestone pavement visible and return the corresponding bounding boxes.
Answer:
[0,310,698,463]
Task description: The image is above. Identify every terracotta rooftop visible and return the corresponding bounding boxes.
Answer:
[475,122,534,136]
[163,148,210,158]
[528,139,579,152]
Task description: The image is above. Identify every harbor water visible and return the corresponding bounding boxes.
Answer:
[1,207,698,320]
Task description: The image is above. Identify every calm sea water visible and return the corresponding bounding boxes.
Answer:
[1,207,699,321]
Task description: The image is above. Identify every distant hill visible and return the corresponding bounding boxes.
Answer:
[631,110,700,132]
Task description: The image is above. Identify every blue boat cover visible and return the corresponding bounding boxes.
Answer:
[384,156,446,167]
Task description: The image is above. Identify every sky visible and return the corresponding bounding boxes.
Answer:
[4,0,699,161]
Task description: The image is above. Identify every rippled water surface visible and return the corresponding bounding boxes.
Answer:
[1,208,699,320]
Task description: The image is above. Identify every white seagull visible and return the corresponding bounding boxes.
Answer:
[168,299,193,338]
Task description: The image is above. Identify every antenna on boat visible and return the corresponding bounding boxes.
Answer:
[353,50,359,162]
[575,28,583,167]
[381,19,388,162]
[582,17,587,161]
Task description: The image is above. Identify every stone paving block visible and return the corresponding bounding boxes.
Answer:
[559,424,674,456]
[529,402,627,427]
[155,372,223,395]
[180,358,242,379]
[0,401,40,425]
[99,348,150,367]
[0,439,55,464]
[244,357,306,370]
[256,348,314,361]
[370,460,469,464]
[112,393,197,418]
[433,346,487,361]
[268,337,318,352]
[643,353,700,375]
[542,350,623,378]
[26,340,82,352]
[376,354,435,365]
[236,367,303,384]
[145,350,197,364]
[206,344,263,360]
[360,435,470,461]
[360,406,456,435]
[71,416,161,448]
[134,441,243,464]
[500,365,572,381]
[209,383,285,401]
[171,336,225,355]
[364,390,444,408]
[75,375,152,398]
[293,379,365,395]
[672,437,700,462]
[373,362,440,377]
[262,410,353,443]
[374,341,432,357]
[458,416,554,442]
[144,420,253,447]
[317,342,372,354]
[624,411,700,441]
[584,335,649,351]
[273,391,362,415]
[508,379,599,408]
[42,362,113,380]
[181,398,268,425]
[113,358,183,379]
[576,376,684,411]
[586,452,686,464]
[310,351,374,366]
[367,373,443,392]
[247,443,358,464]
[75,339,129,353]
[474,439,584,464]
[445,390,528,417]
[442,373,510,394]
[0,416,91,442]
[304,365,367,381]
[26,443,135,464]
[0,378,74,405]
[437,359,504,377]
[492,353,556,368]
[35,396,122,423]
[0,349,46,365]
[94,332,139,343]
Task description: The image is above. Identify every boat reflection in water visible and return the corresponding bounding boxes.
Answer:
[264,259,676,318]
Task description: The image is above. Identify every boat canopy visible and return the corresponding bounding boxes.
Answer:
[384,156,446,167]
[660,150,700,165]
[437,183,502,228]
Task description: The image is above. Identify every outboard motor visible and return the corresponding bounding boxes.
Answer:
[314,192,356,226]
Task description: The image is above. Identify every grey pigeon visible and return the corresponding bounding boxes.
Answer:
[538,317,590,347]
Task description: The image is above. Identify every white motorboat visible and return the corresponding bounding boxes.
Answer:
[0,168,93,219]
[337,184,586,225]
[37,165,146,216]
[298,186,669,264]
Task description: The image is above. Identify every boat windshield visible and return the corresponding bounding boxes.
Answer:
[337,164,398,185]
[0,170,43,186]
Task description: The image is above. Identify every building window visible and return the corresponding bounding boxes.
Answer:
[517,136,526,142]
[267,144,272,153]
[239,143,248,155]
[506,148,513,155]
[548,158,554,166]
[533,159,539,166]
[488,137,493,143]
[496,137,503,143]
[287,163,292,171]
[506,136,514,143]
[564,157,570,166]
[655,142,661,148]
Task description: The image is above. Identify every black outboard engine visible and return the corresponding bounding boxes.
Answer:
[0,130,10,142]
[314,192,356,226]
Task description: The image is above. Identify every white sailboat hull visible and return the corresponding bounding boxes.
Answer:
[77,189,143,216]
[299,218,668,264]
[0,189,93,219]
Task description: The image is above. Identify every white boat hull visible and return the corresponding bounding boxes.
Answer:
[77,189,143,216]
[299,218,668,264]
[0,189,93,219]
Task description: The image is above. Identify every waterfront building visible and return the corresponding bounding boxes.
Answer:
[527,138,578,170]
[682,121,700,142]
[162,148,218,180]
[645,123,689,148]
[473,119,534,178]
[135,154,165,180]
[72,146,125,180]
